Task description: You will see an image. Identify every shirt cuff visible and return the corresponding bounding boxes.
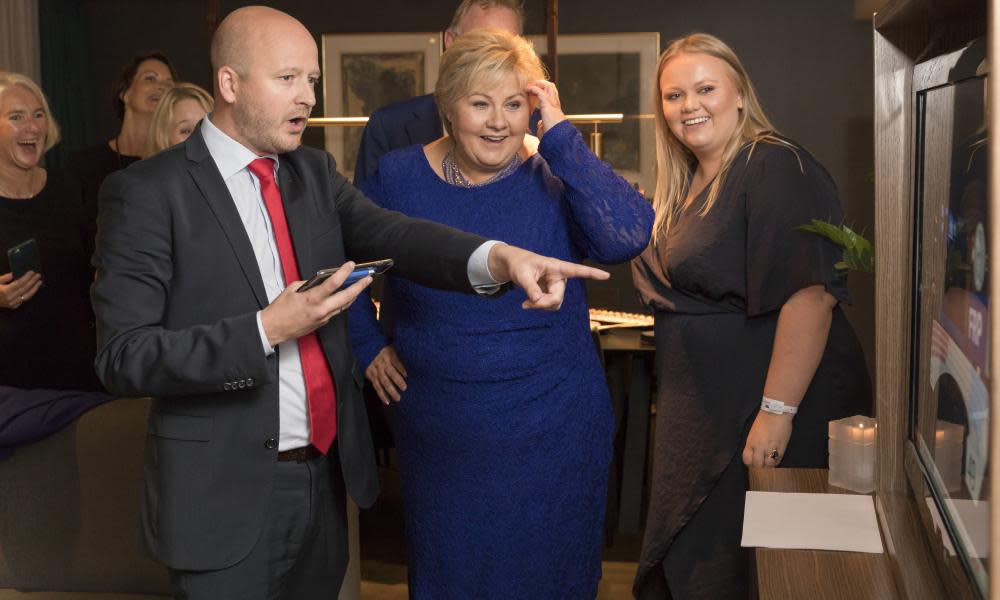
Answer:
[256,311,276,356]
[467,240,506,295]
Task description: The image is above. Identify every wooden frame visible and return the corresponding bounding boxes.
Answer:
[320,32,442,179]
[873,0,990,597]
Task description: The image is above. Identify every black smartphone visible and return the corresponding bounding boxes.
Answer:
[297,259,394,293]
[7,238,41,279]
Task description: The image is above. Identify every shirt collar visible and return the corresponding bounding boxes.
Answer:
[201,114,279,180]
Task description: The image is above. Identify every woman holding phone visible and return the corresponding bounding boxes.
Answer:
[0,71,101,391]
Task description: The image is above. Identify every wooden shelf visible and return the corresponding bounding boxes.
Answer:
[748,468,899,600]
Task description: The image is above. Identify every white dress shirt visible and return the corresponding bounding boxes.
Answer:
[199,116,501,451]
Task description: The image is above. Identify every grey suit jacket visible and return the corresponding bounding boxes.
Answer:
[91,125,485,570]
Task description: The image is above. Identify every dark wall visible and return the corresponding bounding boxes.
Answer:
[72,0,875,373]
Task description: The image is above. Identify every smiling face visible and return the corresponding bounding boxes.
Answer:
[0,84,47,171]
[167,98,208,146]
[121,59,174,116]
[446,71,530,184]
[659,51,744,164]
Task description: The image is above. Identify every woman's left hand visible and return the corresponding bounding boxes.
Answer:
[525,79,566,138]
[742,411,793,468]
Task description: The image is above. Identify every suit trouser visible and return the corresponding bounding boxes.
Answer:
[170,451,348,600]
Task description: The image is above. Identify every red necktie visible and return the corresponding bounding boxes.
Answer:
[248,157,337,454]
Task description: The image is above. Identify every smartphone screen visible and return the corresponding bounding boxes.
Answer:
[7,238,41,279]
[297,259,394,293]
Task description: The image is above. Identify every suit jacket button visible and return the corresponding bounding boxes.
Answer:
[223,382,232,391]
[246,377,254,386]
[238,380,246,389]
[264,438,278,450]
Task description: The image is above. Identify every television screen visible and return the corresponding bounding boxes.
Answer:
[912,64,989,590]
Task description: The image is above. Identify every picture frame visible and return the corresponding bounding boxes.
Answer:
[526,33,660,194]
[321,32,443,179]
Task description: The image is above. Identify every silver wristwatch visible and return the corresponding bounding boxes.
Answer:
[761,396,798,415]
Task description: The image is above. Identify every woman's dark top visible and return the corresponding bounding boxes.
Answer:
[631,138,872,598]
[69,141,140,228]
[0,171,102,391]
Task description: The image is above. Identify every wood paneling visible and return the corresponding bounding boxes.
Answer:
[873,1,991,598]
[872,9,949,600]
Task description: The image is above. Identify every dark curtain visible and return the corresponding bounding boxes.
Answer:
[39,0,93,170]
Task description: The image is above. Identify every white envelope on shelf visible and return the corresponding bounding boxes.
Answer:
[741,491,884,554]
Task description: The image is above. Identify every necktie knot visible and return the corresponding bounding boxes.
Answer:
[248,157,276,184]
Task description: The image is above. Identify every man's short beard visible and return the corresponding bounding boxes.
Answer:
[233,101,301,155]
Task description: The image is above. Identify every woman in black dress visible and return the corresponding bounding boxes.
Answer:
[0,71,101,391]
[70,51,176,218]
[631,34,872,599]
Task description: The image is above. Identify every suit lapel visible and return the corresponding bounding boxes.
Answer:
[186,132,269,308]
[278,160,313,278]
[404,99,443,145]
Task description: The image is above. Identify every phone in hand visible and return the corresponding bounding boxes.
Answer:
[7,238,41,279]
[297,259,394,293]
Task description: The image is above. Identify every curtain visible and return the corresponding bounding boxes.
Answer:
[39,0,94,169]
[0,0,41,81]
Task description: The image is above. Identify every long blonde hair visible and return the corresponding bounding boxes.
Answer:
[651,33,790,243]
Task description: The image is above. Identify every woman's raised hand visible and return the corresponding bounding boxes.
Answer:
[525,79,566,138]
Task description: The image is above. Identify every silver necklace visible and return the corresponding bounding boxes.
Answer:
[442,150,522,188]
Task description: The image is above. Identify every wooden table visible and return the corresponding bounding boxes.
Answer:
[748,468,899,600]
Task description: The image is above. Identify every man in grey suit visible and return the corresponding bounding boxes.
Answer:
[91,6,606,599]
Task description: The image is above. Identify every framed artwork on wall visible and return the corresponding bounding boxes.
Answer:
[527,32,660,194]
[321,32,442,179]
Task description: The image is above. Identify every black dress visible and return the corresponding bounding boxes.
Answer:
[630,139,872,599]
[68,141,140,230]
[0,171,102,391]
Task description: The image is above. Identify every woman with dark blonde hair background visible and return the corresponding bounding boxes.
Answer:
[631,34,871,598]
[143,82,213,158]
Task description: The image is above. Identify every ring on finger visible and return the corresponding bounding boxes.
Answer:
[767,448,780,462]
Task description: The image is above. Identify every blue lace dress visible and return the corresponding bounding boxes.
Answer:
[348,120,653,599]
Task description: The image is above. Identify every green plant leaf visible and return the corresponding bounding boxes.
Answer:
[796,219,874,273]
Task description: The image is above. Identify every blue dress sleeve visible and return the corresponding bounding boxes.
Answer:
[347,169,392,371]
[537,120,654,264]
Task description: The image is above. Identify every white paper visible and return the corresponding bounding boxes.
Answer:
[741,491,884,554]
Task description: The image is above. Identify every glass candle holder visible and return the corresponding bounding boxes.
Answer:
[828,415,877,493]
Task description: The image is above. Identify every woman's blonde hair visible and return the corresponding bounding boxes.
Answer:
[143,82,213,158]
[0,71,60,151]
[651,33,791,242]
[435,28,546,136]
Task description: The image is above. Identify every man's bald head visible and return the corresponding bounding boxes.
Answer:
[210,6,312,79]
[208,5,320,155]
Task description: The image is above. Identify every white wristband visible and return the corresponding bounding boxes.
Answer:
[761,395,798,415]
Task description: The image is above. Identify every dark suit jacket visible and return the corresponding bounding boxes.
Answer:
[353,93,442,189]
[91,125,485,571]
